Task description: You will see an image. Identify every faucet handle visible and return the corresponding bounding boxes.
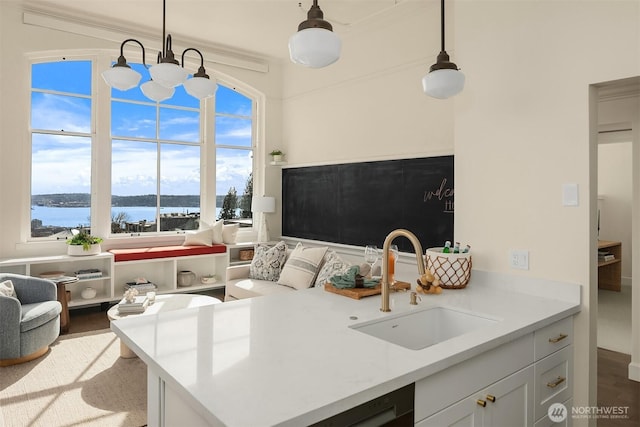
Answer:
[410,292,421,305]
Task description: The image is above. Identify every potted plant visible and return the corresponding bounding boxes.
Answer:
[66,230,103,256]
[269,149,284,162]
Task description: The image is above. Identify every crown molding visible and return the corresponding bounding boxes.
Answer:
[22,8,270,73]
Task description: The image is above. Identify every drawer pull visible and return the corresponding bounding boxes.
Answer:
[476,399,487,407]
[548,333,568,343]
[547,376,566,388]
[486,395,496,402]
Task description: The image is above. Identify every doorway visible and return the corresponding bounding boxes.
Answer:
[597,140,632,353]
[592,76,640,382]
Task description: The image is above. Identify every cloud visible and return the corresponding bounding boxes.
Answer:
[31,93,91,133]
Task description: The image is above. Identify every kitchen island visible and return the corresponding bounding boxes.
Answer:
[111,271,580,426]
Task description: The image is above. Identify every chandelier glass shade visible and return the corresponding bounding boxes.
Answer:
[101,0,217,102]
[423,0,465,99]
[148,61,189,88]
[289,0,341,68]
[140,79,174,102]
[101,65,142,91]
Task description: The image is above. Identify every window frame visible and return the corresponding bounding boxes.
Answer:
[25,50,262,244]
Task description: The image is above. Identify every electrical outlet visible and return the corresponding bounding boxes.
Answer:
[509,250,529,270]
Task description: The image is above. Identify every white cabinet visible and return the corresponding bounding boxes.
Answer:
[417,366,535,427]
[415,316,574,427]
[0,253,114,307]
[534,398,572,427]
[533,317,573,425]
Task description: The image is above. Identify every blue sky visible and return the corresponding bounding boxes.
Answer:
[31,60,253,198]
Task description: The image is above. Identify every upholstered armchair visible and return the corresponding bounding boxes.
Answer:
[0,273,62,366]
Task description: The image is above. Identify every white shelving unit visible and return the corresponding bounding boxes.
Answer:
[0,249,229,308]
[112,252,227,296]
[0,253,114,307]
[227,242,260,266]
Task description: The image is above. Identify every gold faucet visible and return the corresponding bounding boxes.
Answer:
[381,229,426,312]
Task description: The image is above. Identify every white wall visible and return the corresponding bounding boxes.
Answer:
[0,1,284,258]
[453,0,639,422]
[278,1,454,239]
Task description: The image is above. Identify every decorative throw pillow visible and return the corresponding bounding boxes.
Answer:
[183,227,213,246]
[222,223,240,244]
[211,220,224,244]
[0,280,16,298]
[199,220,224,244]
[278,243,328,290]
[249,241,288,281]
[314,250,352,287]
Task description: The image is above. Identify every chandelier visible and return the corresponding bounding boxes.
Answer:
[101,0,217,102]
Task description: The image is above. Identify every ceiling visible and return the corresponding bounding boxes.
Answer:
[23,0,418,62]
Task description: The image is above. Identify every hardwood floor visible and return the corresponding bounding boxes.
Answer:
[66,298,638,426]
[597,348,640,427]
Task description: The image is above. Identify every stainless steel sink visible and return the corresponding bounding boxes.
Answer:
[349,307,499,350]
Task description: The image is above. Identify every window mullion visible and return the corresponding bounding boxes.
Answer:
[156,103,161,233]
[93,54,113,239]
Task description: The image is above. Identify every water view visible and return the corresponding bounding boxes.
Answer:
[31,205,218,228]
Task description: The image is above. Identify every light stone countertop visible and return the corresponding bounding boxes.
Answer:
[111,272,581,426]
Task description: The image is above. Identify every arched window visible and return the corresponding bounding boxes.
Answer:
[29,55,257,240]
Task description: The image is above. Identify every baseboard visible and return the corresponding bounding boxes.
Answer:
[629,361,640,382]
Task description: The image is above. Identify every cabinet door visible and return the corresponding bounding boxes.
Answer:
[416,396,482,427]
[534,346,572,421]
[482,365,535,427]
[419,366,535,427]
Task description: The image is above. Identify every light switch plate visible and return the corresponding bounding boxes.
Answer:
[562,183,579,206]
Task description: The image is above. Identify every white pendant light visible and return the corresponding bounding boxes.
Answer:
[422,0,465,99]
[149,61,189,89]
[184,75,218,100]
[289,0,341,68]
[101,0,217,101]
[101,48,143,91]
[140,79,174,102]
[181,50,218,99]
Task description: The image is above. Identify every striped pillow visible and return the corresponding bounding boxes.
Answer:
[277,243,328,290]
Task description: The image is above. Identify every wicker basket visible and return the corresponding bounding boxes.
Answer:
[425,248,472,289]
[239,248,255,261]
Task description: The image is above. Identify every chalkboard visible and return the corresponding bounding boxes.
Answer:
[282,156,454,253]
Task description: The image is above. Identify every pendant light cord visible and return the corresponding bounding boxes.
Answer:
[162,0,167,58]
[440,0,445,52]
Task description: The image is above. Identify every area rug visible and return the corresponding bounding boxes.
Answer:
[0,329,146,427]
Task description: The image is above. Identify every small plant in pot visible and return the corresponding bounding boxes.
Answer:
[269,149,284,162]
[66,230,103,256]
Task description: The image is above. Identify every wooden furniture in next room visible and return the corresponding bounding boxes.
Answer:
[598,240,622,292]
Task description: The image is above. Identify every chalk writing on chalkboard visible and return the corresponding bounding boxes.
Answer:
[424,178,454,213]
[282,156,454,253]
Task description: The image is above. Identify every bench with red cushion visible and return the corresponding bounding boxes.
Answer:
[109,244,227,262]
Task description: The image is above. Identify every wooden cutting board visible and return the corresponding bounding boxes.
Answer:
[324,281,411,300]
